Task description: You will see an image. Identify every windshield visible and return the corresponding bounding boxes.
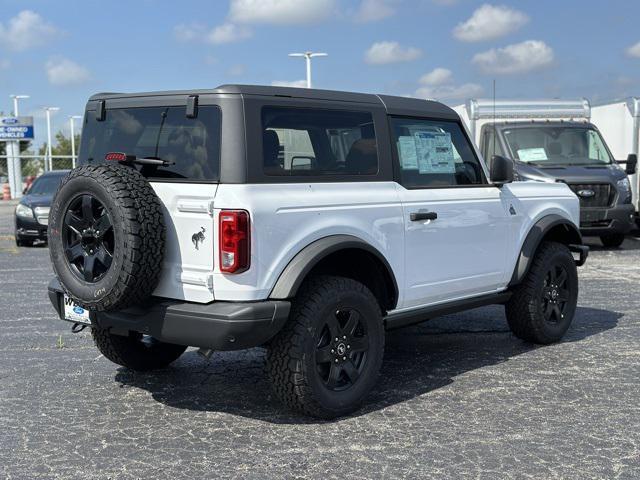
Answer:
[502,126,613,166]
[28,175,64,195]
[79,105,221,181]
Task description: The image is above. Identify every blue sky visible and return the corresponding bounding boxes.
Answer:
[1,0,640,147]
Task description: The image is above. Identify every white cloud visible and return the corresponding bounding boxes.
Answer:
[0,10,61,51]
[364,41,422,65]
[45,57,91,86]
[416,83,484,102]
[627,41,640,58]
[207,23,252,44]
[271,79,308,88]
[227,64,246,76]
[472,40,554,74]
[230,0,336,25]
[414,67,482,102]
[419,67,453,86]
[354,0,396,23]
[173,23,206,42]
[453,4,528,42]
[174,22,252,45]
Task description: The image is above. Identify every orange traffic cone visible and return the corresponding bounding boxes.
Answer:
[2,183,10,200]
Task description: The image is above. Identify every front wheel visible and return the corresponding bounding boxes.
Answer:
[600,234,625,248]
[267,275,385,419]
[91,327,187,371]
[505,241,578,344]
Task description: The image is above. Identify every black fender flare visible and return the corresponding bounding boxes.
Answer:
[509,214,583,287]
[269,234,399,306]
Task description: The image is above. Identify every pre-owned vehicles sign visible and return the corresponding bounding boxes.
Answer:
[0,116,34,140]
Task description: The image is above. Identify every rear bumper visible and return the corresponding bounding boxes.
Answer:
[579,204,635,236]
[47,278,291,350]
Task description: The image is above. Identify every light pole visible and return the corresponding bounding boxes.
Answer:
[10,94,29,116]
[69,115,82,168]
[7,95,29,199]
[288,51,328,88]
[44,107,60,171]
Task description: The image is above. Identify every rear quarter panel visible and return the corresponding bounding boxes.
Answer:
[211,182,404,302]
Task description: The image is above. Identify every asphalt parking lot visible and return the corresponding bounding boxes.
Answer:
[0,200,639,479]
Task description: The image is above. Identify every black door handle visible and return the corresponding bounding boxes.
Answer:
[410,211,437,221]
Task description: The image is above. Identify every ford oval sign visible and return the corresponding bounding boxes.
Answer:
[0,116,34,140]
[577,189,595,198]
[73,306,85,315]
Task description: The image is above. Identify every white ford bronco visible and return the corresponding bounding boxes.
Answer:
[47,85,588,418]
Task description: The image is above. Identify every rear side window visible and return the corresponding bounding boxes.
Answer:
[390,117,486,188]
[80,106,221,181]
[261,107,378,176]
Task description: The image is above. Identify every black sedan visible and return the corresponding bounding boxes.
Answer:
[15,170,70,247]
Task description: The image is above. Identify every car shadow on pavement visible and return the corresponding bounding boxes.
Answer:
[113,305,621,424]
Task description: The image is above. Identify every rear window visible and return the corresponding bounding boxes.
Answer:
[261,107,378,176]
[80,105,221,181]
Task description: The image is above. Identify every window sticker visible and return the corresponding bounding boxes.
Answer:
[414,131,455,174]
[517,148,548,162]
[398,136,418,169]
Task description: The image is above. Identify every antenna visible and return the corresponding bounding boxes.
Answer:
[493,79,496,157]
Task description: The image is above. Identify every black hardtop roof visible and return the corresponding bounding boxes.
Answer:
[88,84,459,119]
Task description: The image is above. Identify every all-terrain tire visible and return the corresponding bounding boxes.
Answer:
[92,327,186,371]
[267,275,385,419]
[48,164,165,311]
[505,241,578,344]
[600,234,625,248]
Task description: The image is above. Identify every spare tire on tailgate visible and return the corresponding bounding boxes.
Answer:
[48,164,165,311]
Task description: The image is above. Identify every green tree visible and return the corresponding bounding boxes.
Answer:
[38,131,81,170]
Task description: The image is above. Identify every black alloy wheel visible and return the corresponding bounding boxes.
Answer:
[315,307,369,391]
[62,194,114,282]
[541,264,570,324]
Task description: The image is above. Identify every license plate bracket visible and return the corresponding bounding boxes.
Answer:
[62,295,91,325]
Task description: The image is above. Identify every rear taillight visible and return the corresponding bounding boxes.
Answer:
[218,210,250,273]
[105,152,127,162]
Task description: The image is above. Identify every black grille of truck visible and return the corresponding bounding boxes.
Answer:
[567,183,613,208]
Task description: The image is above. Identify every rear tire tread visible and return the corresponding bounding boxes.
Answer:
[267,275,383,419]
[91,327,186,371]
[50,165,165,311]
[505,241,577,344]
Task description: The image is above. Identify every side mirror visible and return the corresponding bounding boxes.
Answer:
[625,153,637,175]
[490,155,514,185]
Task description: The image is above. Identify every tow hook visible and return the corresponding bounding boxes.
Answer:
[71,323,87,333]
[197,348,214,360]
[569,244,589,266]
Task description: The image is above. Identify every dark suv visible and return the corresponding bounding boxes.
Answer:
[15,170,70,246]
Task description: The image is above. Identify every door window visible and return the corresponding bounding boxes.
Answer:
[390,117,486,188]
[262,107,378,176]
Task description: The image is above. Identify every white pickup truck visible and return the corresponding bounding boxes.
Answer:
[47,85,588,418]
